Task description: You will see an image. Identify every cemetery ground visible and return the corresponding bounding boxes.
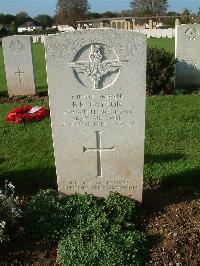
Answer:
[0,95,199,265]
[0,38,200,265]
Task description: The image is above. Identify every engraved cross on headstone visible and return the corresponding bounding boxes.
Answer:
[83,131,114,177]
[15,66,24,84]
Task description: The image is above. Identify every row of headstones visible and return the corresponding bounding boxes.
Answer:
[31,28,175,43]
[2,24,200,98]
[134,28,175,38]
[32,35,46,44]
[2,24,200,202]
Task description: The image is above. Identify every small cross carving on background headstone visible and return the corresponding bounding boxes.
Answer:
[15,66,24,84]
[83,131,114,177]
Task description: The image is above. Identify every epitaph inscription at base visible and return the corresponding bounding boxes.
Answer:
[46,29,146,202]
[175,24,200,89]
[2,35,36,96]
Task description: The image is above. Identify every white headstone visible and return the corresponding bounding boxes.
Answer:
[145,29,151,39]
[175,24,200,89]
[32,35,37,43]
[46,29,146,202]
[41,35,46,44]
[168,28,173,39]
[172,29,175,38]
[2,35,36,97]
[161,29,168,38]
[156,29,162,38]
[151,29,157,37]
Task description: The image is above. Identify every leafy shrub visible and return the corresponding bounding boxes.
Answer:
[61,193,109,232]
[27,191,137,242]
[105,191,136,224]
[27,190,149,264]
[57,226,148,266]
[26,191,108,243]
[26,189,71,243]
[147,47,175,95]
[0,181,21,243]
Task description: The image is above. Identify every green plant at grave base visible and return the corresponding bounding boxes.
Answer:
[0,181,21,243]
[147,47,175,96]
[26,189,71,243]
[57,226,148,266]
[105,191,136,224]
[26,190,148,265]
[26,191,139,243]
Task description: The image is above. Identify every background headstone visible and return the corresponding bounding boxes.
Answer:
[156,29,162,38]
[175,24,200,89]
[2,35,36,96]
[46,29,146,202]
[41,35,46,44]
[32,35,37,44]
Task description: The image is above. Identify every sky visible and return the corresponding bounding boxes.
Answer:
[0,0,199,17]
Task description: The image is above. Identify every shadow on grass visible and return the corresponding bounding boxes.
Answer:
[145,153,184,164]
[0,90,8,97]
[162,167,200,187]
[0,157,5,164]
[0,167,57,195]
[36,86,48,96]
[143,166,200,212]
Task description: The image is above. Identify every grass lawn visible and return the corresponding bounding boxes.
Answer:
[0,38,175,95]
[0,99,56,193]
[0,96,199,194]
[148,37,175,53]
[32,43,48,94]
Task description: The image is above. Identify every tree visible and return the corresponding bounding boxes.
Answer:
[165,11,181,28]
[118,10,132,17]
[130,0,168,16]
[101,11,118,18]
[34,14,53,27]
[0,13,15,25]
[56,0,90,27]
[180,8,192,24]
[15,11,31,26]
[10,21,17,33]
[88,12,102,19]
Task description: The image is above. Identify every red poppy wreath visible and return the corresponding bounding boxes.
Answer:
[6,106,49,124]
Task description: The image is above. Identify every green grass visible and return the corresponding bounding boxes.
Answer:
[0,38,175,95]
[32,43,48,94]
[0,99,56,193]
[145,95,200,188]
[0,96,199,194]
[148,38,175,53]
